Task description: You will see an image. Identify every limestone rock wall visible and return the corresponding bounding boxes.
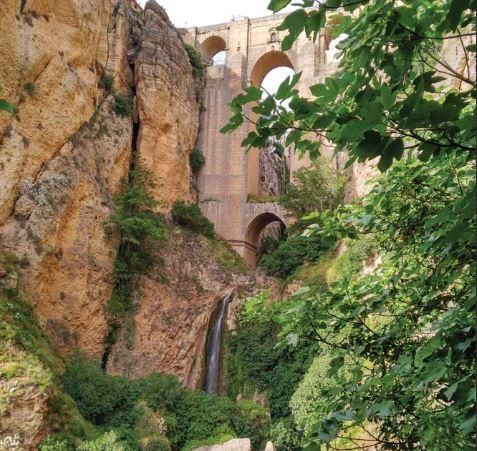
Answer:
[0,0,138,357]
[136,3,200,211]
[0,0,201,358]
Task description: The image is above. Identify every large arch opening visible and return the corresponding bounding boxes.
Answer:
[248,51,295,197]
[244,212,286,268]
[250,51,294,88]
[200,35,227,65]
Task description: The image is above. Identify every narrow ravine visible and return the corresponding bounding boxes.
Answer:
[204,292,232,394]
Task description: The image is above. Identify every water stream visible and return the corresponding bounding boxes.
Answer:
[204,292,232,394]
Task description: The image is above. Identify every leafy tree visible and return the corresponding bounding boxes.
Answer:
[280,157,346,218]
[269,154,476,448]
[222,0,476,448]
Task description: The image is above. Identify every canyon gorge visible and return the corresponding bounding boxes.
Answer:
[0,0,474,450]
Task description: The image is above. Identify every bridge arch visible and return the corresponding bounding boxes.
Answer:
[243,212,286,268]
[250,50,294,87]
[200,35,227,64]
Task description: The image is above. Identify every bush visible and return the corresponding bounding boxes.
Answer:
[258,232,334,279]
[189,149,205,173]
[112,93,133,117]
[280,158,346,218]
[24,81,36,96]
[99,74,114,92]
[61,357,136,427]
[140,435,171,451]
[171,201,215,238]
[269,419,301,451]
[184,44,205,82]
[133,373,183,411]
[40,437,69,451]
[76,432,126,451]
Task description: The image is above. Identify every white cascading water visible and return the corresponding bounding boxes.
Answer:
[205,292,232,394]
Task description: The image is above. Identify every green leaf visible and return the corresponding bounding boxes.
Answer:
[268,0,292,13]
[0,99,14,114]
[305,9,326,41]
[448,0,469,31]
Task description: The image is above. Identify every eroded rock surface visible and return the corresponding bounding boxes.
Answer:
[107,227,272,388]
[136,3,200,210]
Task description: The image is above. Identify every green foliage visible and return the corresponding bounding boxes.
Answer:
[61,355,267,450]
[258,231,335,279]
[223,1,475,170]
[62,357,136,427]
[40,437,69,451]
[226,292,315,420]
[99,74,114,92]
[0,86,14,114]
[272,154,476,448]
[280,157,346,218]
[141,435,171,451]
[106,164,164,319]
[76,432,126,451]
[112,92,133,117]
[268,418,301,451]
[222,3,475,446]
[189,148,205,173]
[24,81,36,96]
[171,201,215,238]
[184,44,206,83]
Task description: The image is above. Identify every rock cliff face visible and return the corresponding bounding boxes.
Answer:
[0,0,200,358]
[0,1,207,446]
[136,3,200,210]
[107,226,270,389]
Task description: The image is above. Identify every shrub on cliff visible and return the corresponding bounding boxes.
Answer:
[171,201,215,238]
[98,73,114,93]
[184,44,205,81]
[112,92,133,117]
[258,232,334,279]
[189,148,205,173]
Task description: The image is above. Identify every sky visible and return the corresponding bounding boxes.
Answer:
[139,0,296,28]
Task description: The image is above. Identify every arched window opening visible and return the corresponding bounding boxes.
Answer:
[270,32,278,43]
[200,35,227,64]
[250,50,294,87]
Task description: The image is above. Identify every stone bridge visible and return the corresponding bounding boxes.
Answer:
[183,12,340,267]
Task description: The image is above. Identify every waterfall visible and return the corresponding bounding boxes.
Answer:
[204,292,232,394]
